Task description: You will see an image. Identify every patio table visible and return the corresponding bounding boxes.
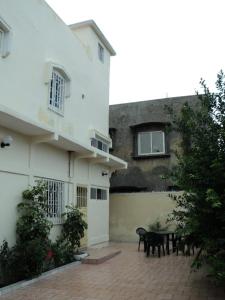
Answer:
[153,230,175,255]
[143,230,175,255]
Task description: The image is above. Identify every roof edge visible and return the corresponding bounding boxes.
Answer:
[69,20,116,56]
[109,94,198,107]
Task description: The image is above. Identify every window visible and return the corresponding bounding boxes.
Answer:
[138,131,165,155]
[49,69,65,114]
[0,29,4,53]
[98,43,104,62]
[91,137,108,152]
[90,187,107,200]
[0,16,11,58]
[43,178,65,224]
[77,186,87,208]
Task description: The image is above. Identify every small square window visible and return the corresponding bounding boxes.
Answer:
[90,187,107,200]
[91,187,97,199]
[77,186,88,208]
[98,43,104,62]
[91,137,108,153]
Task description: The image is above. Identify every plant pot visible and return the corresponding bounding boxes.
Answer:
[74,252,88,261]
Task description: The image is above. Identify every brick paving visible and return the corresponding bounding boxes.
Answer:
[0,243,224,300]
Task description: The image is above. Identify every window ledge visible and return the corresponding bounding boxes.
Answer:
[48,106,64,117]
[133,153,170,160]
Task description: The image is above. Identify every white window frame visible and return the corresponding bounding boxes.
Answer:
[98,43,104,62]
[0,16,11,58]
[45,62,71,116]
[90,187,107,200]
[91,137,109,153]
[42,178,65,225]
[49,69,66,115]
[0,29,4,54]
[138,131,165,156]
[77,186,88,208]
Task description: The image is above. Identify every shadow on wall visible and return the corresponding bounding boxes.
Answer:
[110,167,148,193]
[110,166,176,193]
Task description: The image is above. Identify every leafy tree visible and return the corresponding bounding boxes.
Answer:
[167,70,225,282]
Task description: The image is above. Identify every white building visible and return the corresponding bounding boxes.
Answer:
[0,0,126,246]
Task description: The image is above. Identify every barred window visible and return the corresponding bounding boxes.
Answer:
[90,187,107,200]
[98,43,104,63]
[49,69,65,114]
[43,179,64,224]
[0,29,4,54]
[77,186,87,208]
[0,16,11,58]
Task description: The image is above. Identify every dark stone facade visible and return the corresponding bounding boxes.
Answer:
[109,95,198,192]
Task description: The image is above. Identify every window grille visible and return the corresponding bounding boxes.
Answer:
[138,131,165,155]
[91,137,108,153]
[0,29,4,53]
[90,187,107,200]
[98,43,104,62]
[49,69,65,114]
[0,16,11,58]
[77,186,87,208]
[42,178,65,224]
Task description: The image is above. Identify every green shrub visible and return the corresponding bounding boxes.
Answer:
[14,182,53,278]
[51,239,74,267]
[0,240,15,286]
[17,182,52,243]
[0,185,88,287]
[61,205,88,252]
[148,219,169,232]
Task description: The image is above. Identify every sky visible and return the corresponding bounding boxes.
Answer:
[45,0,225,104]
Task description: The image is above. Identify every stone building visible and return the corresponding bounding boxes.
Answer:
[109,95,198,192]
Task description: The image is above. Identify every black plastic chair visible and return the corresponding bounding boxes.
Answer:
[136,227,147,251]
[175,234,196,256]
[145,232,165,257]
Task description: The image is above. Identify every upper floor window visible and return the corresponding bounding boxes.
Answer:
[0,16,11,58]
[98,43,104,62]
[45,62,71,115]
[0,29,4,52]
[138,131,165,156]
[49,69,66,114]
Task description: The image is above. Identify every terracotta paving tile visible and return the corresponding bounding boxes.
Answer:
[0,243,224,300]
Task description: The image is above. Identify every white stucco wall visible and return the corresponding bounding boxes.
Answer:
[0,0,118,246]
[0,0,111,145]
[0,124,111,246]
[0,172,28,246]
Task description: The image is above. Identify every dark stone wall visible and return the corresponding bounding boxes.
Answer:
[109,95,198,192]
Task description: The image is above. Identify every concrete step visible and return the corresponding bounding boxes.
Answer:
[82,247,121,265]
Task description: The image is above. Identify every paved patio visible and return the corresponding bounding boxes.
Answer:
[0,243,224,300]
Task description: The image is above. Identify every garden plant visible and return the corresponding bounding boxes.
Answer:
[167,71,225,282]
[0,182,87,287]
